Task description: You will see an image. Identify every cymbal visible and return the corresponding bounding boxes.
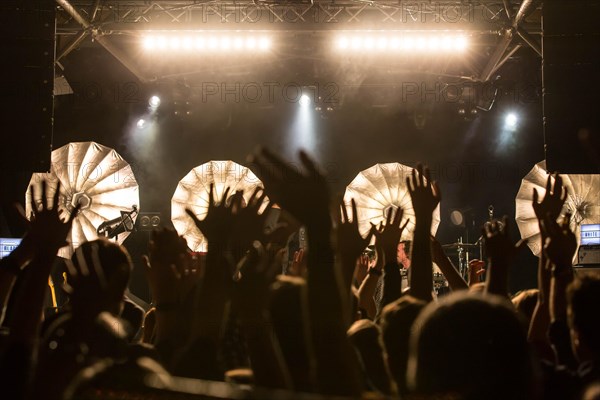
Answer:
[442,242,479,249]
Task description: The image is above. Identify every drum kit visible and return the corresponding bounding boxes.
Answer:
[441,239,483,282]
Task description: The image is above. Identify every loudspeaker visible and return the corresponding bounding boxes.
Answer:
[1,0,56,173]
[542,0,600,173]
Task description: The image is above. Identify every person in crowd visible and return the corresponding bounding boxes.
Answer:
[0,150,598,400]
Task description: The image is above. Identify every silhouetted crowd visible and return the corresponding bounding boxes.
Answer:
[0,148,598,400]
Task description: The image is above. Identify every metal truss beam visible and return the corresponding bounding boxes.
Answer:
[53,1,541,83]
[56,1,539,31]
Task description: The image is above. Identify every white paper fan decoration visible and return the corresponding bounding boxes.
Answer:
[171,160,264,252]
[25,142,139,258]
[344,163,441,241]
[516,160,600,257]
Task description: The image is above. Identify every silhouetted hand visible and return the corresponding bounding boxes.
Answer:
[482,216,526,297]
[232,242,280,323]
[231,187,274,252]
[186,183,235,246]
[406,164,441,223]
[143,228,197,305]
[429,235,447,265]
[467,259,486,285]
[25,181,79,254]
[533,173,568,225]
[337,199,374,265]
[483,217,525,264]
[372,207,409,264]
[249,148,330,229]
[541,212,577,270]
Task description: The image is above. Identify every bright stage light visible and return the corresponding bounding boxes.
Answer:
[157,36,167,50]
[334,33,469,53]
[428,37,440,50]
[169,37,181,50]
[299,94,311,107]
[141,33,272,53]
[182,36,193,50]
[338,37,349,49]
[454,36,468,51]
[142,36,156,50]
[505,113,518,129]
[136,119,146,129]
[149,96,161,108]
[234,37,244,49]
[258,37,271,50]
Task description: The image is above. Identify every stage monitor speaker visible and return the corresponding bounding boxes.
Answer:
[542,0,600,173]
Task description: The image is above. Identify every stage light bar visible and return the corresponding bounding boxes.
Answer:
[334,33,469,53]
[141,33,272,52]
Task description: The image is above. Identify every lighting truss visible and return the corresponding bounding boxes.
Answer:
[53,0,541,83]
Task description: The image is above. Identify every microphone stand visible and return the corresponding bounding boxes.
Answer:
[97,206,138,240]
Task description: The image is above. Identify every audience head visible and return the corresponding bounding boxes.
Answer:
[567,273,600,363]
[407,292,536,400]
[378,295,426,395]
[512,288,539,326]
[68,238,132,317]
[268,275,311,391]
[347,319,392,395]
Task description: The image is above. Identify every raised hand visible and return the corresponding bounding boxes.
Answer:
[372,207,409,265]
[467,259,486,286]
[405,164,439,302]
[232,242,280,322]
[230,187,274,253]
[337,198,374,267]
[143,228,197,305]
[406,164,441,223]
[483,217,525,263]
[288,249,307,277]
[482,216,526,297]
[533,173,568,224]
[541,212,577,270]
[249,148,330,229]
[25,181,79,254]
[186,183,234,246]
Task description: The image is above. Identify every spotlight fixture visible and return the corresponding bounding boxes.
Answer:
[148,95,161,108]
[505,113,518,129]
[299,94,311,107]
[136,119,146,129]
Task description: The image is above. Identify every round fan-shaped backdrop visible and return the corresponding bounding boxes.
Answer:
[25,142,140,258]
[344,163,441,241]
[171,160,265,252]
[516,160,600,258]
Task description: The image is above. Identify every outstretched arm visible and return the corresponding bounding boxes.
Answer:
[337,199,374,295]
[407,164,441,303]
[482,217,525,298]
[543,213,578,368]
[372,207,409,309]
[528,174,568,353]
[250,148,362,396]
[430,236,468,291]
[234,243,292,389]
[0,182,78,400]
